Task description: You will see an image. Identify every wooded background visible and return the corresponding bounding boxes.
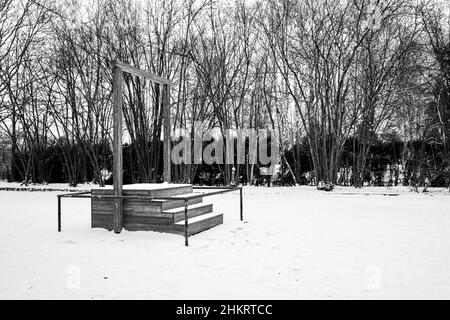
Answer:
[0,0,449,189]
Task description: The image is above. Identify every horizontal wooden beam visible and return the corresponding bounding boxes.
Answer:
[113,60,172,86]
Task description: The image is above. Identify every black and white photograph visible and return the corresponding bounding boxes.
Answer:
[0,0,449,302]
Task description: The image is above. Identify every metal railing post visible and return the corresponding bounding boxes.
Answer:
[184,199,189,247]
[240,187,243,221]
[58,196,62,232]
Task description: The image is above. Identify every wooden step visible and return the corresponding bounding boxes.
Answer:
[120,203,213,228]
[163,203,213,223]
[175,212,224,236]
[92,193,202,222]
[159,193,204,211]
[122,203,212,226]
[124,213,224,236]
[92,184,193,198]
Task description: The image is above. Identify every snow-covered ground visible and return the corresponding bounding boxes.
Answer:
[0,181,96,192]
[0,185,449,299]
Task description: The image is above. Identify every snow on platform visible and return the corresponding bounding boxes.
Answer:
[93,183,192,191]
[0,186,449,299]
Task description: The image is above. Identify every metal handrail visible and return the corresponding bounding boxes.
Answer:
[57,186,243,246]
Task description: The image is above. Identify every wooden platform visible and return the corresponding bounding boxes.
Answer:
[91,184,223,235]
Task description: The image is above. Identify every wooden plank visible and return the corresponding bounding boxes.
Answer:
[93,185,192,197]
[161,197,203,211]
[91,199,114,217]
[93,214,114,222]
[124,223,184,234]
[124,213,223,235]
[113,60,172,85]
[92,189,151,196]
[92,198,115,206]
[123,199,163,216]
[124,216,173,226]
[149,186,193,198]
[187,214,223,236]
[166,203,214,223]
[92,196,204,218]
[92,213,114,231]
[113,64,124,234]
[92,208,115,215]
[92,185,193,197]
[163,84,171,183]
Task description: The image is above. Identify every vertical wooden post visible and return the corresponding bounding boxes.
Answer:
[163,84,171,183]
[113,63,124,234]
